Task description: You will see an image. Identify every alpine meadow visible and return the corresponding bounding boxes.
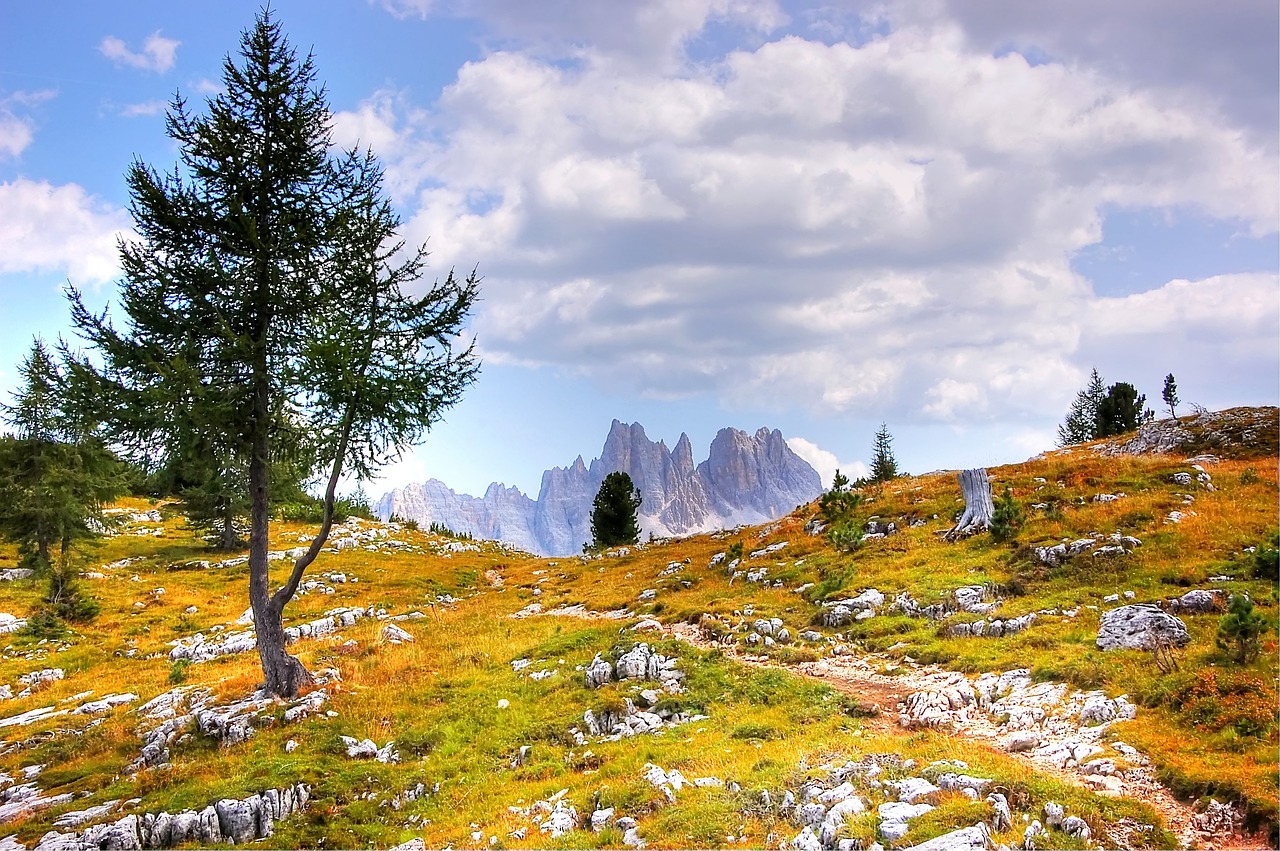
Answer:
[0,5,1277,851]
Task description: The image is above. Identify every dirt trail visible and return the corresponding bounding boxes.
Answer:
[661,622,1265,851]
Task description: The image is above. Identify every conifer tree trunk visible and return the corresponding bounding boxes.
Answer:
[946,468,994,540]
[217,499,240,551]
[248,363,315,697]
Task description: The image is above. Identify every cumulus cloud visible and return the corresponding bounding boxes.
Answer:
[919,0,1280,154]
[787,436,869,486]
[0,179,131,284]
[343,3,1277,426]
[1079,273,1279,407]
[99,32,180,73]
[377,0,786,70]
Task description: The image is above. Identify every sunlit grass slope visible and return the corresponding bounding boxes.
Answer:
[0,416,1274,848]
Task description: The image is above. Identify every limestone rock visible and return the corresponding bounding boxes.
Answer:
[1061,816,1090,840]
[591,807,616,832]
[1096,604,1190,651]
[1168,589,1225,614]
[381,624,414,643]
[791,826,822,851]
[986,792,1011,832]
[892,778,938,803]
[215,798,256,844]
[904,823,991,851]
[585,655,613,688]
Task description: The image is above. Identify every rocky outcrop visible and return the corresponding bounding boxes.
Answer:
[376,421,821,555]
[19,783,308,850]
[1091,406,1277,460]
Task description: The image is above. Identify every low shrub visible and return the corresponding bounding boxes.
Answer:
[729,722,781,741]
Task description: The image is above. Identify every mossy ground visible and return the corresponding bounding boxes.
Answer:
[0,441,1275,848]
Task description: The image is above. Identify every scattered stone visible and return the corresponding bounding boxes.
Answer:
[791,826,822,850]
[1096,605,1190,651]
[892,778,938,803]
[905,823,991,851]
[1043,802,1063,828]
[1167,589,1225,614]
[986,792,1011,832]
[877,801,933,841]
[585,655,613,689]
[591,807,616,832]
[380,624,414,644]
[74,693,138,715]
[1061,815,1090,840]
[1191,799,1238,835]
[0,614,28,635]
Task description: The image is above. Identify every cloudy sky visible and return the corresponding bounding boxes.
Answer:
[1,0,1276,498]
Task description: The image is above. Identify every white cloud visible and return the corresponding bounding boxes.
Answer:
[192,78,223,95]
[120,100,167,118]
[0,179,131,284]
[1079,273,1280,409]
[0,90,55,159]
[0,112,32,159]
[787,436,869,486]
[344,6,1277,428]
[376,0,786,70]
[921,0,1279,154]
[99,32,180,73]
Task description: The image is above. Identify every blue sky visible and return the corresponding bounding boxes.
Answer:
[1,0,1276,499]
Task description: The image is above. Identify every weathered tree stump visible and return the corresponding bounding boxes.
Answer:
[946,468,994,540]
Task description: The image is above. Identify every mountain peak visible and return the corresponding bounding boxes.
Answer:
[378,421,821,555]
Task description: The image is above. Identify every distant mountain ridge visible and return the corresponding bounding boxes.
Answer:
[375,420,823,555]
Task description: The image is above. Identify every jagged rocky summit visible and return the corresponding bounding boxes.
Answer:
[376,421,822,556]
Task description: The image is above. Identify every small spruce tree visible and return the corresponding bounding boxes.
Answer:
[588,471,643,550]
[818,468,864,553]
[1057,368,1106,446]
[1095,382,1146,437]
[989,486,1024,543]
[870,423,898,482]
[0,340,126,572]
[1216,594,1265,663]
[818,468,862,524]
[1162,373,1179,419]
[1252,531,1278,581]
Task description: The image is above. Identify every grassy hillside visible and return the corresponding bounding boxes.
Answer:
[0,409,1275,850]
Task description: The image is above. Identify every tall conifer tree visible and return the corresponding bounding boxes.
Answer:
[589,472,643,549]
[66,13,479,696]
